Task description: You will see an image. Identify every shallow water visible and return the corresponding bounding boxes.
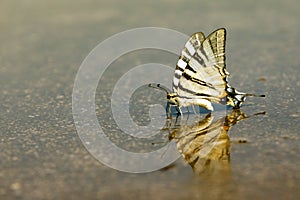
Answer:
[1,0,300,199]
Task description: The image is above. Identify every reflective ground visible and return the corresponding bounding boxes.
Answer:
[1,0,299,199]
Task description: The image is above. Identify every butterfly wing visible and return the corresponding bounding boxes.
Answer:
[173,28,229,104]
[172,31,206,94]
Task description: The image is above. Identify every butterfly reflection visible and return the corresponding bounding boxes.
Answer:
[168,109,259,176]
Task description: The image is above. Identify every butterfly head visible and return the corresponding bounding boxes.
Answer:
[147,84,181,106]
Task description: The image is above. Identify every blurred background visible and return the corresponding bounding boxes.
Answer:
[1,0,299,199]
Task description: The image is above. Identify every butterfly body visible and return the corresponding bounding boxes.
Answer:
[167,93,214,112]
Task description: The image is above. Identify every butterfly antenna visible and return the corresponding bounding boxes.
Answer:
[148,83,171,95]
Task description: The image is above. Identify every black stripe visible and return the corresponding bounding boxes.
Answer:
[206,38,215,58]
[175,65,184,72]
[192,53,205,67]
[181,49,192,61]
[177,85,217,99]
[182,73,215,89]
[199,46,209,62]
[185,64,197,73]
[208,37,216,55]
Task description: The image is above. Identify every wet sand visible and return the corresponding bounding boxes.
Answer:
[0,0,299,199]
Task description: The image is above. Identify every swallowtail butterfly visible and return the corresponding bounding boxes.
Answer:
[150,28,264,115]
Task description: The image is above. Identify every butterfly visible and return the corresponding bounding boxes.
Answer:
[149,28,264,115]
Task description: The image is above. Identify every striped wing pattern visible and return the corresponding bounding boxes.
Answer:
[172,109,247,174]
[150,29,263,114]
[172,28,232,108]
[172,113,230,175]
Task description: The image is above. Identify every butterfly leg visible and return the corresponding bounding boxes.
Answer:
[174,114,180,125]
[177,107,183,116]
[166,102,172,119]
[177,107,186,121]
[192,105,197,114]
[174,105,182,116]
